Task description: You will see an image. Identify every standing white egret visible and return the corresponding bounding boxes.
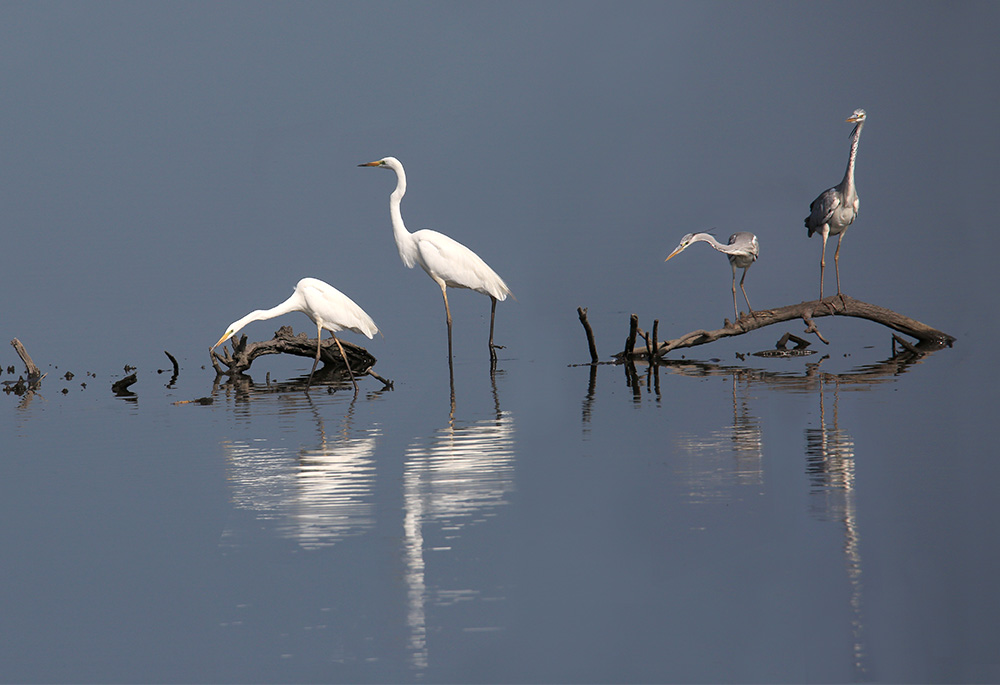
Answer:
[211,277,378,391]
[805,108,867,299]
[359,156,512,362]
[665,231,760,321]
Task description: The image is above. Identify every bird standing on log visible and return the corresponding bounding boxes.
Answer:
[805,108,867,299]
[211,277,378,392]
[359,156,511,362]
[665,231,759,321]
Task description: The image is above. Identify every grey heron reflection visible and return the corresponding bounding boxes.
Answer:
[804,372,865,677]
[402,370,516,671]
[583,345,945,678]
[670,370,765,503]
[220,395,379,549]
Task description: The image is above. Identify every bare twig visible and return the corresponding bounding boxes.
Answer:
[891,334,921,356]
[164,350,179,376]
[577,307,599,363]
[625,314,638,358]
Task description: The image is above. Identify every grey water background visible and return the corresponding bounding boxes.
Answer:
[2,2,999,682]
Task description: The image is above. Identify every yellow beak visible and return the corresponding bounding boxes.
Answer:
[212,332,233,350]
[358,160,381,167]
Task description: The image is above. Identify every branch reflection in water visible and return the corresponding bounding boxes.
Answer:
[217,387,383,550]
[582,344,941,679]
[403,367,515,671]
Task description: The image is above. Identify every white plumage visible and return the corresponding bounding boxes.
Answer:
[212,277,377,390]
[360,156,511,360]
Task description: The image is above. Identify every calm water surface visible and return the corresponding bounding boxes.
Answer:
[3,3,999,682]
[2,327,994,683]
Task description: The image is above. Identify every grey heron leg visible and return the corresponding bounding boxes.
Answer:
[489,296,498,362]
[834,232,844,296]
[331,334,358,394]
[740,268,753,316]
[307,322,323,389]
[819,227,830,300]
[731,266,739,321]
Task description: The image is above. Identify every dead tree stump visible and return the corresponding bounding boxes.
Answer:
[210,325,391,388]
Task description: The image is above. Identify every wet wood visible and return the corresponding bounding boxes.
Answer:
[210,325,392,388]
[11,338,42,380]
[577,307,599,363]
[610,295,955,361]
[112,372,137,395]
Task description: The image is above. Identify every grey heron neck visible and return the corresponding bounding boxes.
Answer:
[842,122,863,195]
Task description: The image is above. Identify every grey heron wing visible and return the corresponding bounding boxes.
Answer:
[805,187,841,235]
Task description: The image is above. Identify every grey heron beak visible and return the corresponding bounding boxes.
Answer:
[665,247,684,262]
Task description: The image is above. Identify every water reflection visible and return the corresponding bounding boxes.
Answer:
[671,372,764,504]
[805,375,865,677]
[402,370,515,671]
[220,395,380,549]
[584,346,946,677]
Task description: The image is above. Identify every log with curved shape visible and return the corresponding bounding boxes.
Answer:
[210,325,392,389]
[613,295,955,362]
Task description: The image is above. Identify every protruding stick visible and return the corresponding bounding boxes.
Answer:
[577,307,599,363]
[11,339,41,380]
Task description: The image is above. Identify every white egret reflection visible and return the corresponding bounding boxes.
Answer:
[221,402,379,550]
[402,381,516,671]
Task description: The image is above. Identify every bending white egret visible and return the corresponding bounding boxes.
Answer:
[211,277,378,391]
[359,156,511,362]
[665,231,760,321]
[805,108,866,299]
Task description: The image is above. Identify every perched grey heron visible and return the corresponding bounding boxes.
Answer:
[805,108,867,299]
[665,231,760,321]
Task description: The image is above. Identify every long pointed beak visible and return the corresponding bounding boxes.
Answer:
[212,332,231,350]
[358,161,380,167]
[665,247,684,262]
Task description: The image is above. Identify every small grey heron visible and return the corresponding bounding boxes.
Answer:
[805,108,867,299]
[666,231,760,321]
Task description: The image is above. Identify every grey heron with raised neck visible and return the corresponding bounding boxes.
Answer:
[805,108,867,299]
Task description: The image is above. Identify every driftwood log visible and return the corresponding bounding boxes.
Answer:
[210,325,392,388]
[590,295,955,363]
[3,338,45,396]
